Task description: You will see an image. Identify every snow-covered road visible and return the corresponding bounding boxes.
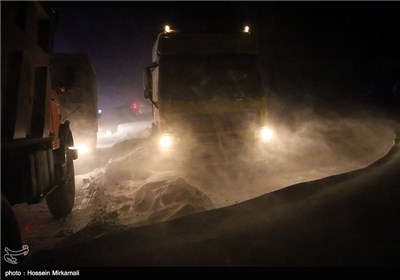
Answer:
[12,113,398,261]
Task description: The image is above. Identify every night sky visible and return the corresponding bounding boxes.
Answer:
[48,1,399,111]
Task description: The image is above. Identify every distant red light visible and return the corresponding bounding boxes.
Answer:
[131,103,137,109]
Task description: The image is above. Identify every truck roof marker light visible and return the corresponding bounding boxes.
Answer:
[243,26,250,33]
[165,25,171,33]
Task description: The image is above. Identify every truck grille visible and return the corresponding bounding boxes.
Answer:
[171,112,258,134]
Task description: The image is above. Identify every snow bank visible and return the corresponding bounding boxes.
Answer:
[131,177,212,223]
[97,149,213,226]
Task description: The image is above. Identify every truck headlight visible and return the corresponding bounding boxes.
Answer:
[159,134,174,149]
[76,144,90,155]
[259,126,274,142]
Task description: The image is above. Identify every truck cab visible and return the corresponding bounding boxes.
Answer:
[144,26,274,158]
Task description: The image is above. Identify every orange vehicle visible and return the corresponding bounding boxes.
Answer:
[1,1,78,253]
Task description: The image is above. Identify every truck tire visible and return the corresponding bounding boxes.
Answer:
[46,148,75,218]
[1,195,22,251]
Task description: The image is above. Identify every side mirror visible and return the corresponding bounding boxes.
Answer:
[143,66,153,99]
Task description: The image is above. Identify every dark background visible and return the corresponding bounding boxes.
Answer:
[48,1,400,115]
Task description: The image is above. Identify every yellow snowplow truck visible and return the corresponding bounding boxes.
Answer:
[143,26,274,160]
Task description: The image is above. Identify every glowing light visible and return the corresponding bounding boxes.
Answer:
[76,144,90,155]
[159,134,173,149]
[244,25,250,33]
[260,126,274,142]
[98,109,102,114]
[165,25,171,33]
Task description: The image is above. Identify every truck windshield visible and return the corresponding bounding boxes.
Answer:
[160,54,264,100]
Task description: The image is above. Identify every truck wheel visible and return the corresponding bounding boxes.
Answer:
[46,148,75,218]
[1,195,22,251]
